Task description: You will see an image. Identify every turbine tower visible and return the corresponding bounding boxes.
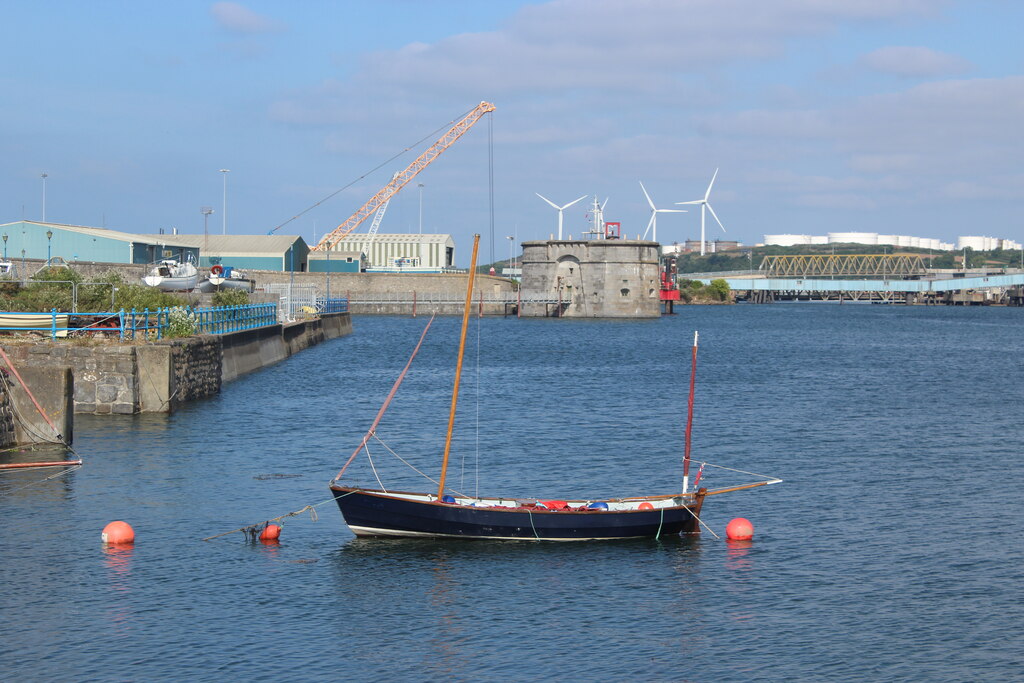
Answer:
[639,181,686,242]
[676,168,726,256]
[536,193,587,239]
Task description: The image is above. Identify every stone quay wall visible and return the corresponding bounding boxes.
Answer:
[1,312,352,417]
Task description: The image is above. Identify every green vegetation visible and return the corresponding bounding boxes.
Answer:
[0,267,186,313]
[211,289,250,307]
[677,278,732,304]
[165,306,197,338]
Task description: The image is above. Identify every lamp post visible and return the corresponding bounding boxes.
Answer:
[219,169,230,235]
[41,172,48,222]
[201,206,214,263]
[21,249,26,284]
[418,183,425,269]
[2,234,7,260]
[507,235,514,276]
[326,247,331,302]
[46,230,52,264]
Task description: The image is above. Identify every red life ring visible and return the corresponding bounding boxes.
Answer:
[210,265,224,276]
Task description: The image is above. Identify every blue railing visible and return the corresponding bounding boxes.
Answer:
[318,297,349,314]
[192,303,278,335]
[0,303,282,340]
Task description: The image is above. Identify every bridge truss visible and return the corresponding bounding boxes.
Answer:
[759,254,928,278]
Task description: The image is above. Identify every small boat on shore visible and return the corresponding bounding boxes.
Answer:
[142,256,198,291]
[329,235,780,541]
[197,265,255,293]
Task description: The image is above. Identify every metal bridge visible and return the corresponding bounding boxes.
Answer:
[699,272,1024,304]
[759,254,928,278]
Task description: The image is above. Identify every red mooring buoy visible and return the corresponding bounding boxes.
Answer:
[726,517,754,541]
[638,502,654,510]
[101,521,135,545]
[259,524,281,541]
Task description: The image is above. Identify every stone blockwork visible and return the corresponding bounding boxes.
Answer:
[0,377,17,447]
[519,239,662,318]
[1,311,352,415]
[4,344,138,415]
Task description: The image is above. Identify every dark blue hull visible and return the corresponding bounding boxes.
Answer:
[330,486,706,541]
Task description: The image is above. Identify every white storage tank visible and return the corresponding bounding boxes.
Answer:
[828,232,878,246]
[877,235,898,246]
[764,234,813,247]
[810,235,828,245]
[958,236,988,251]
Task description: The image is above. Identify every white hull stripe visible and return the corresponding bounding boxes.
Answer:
[346,525,641,542]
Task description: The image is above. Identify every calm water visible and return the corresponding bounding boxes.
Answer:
[3,305,1023,681]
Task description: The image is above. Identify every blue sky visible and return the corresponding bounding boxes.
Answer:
[2,0,1022,264]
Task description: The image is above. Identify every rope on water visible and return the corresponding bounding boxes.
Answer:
[202,494,351,541]
[527,508,540,540]
[688,506,721,540]
[655,506,664,540]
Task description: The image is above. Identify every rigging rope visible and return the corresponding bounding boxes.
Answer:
[267,107,478,236]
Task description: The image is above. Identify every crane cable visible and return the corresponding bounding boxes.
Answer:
[266,105,479,236]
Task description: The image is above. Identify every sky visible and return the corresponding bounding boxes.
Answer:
[2,0,1022,265]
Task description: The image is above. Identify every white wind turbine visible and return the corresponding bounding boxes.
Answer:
[536,193,587,239]
[639,181,687,242]
[676,168,725,256]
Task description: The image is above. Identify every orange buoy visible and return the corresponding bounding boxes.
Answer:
[101,521,135,545]
[638,502,654,510]
[726,517,754,541]
[259,524,281,541]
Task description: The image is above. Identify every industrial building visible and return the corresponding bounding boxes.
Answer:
[0,221,199,264]
[145,234,311,271]
[307,250,365,273]
[329,233,455,271]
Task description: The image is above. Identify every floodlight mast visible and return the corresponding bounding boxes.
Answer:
[311,101,496,252]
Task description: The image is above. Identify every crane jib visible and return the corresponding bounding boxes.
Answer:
[312,101,496,252]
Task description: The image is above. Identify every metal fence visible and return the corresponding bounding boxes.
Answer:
[263,283,318,321]
[317,298,349,314]
[0,303,280,340]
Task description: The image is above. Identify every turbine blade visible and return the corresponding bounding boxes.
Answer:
[563,194,588,210]
[675,200,703,206]
[601,197,609,210]
[536,193,559,210]
[706,202,726,233]
[639,181,655,210]
[658,209,687,213]
[705,168,719,201]
[643,214,654,240]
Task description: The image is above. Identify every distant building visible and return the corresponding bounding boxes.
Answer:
[329,233,455,271]
[143,234,309,271]
[307,250,365,273]
[0,220,198,264]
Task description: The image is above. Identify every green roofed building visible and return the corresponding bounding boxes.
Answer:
[141,234,310,272]
[0,221,199,264]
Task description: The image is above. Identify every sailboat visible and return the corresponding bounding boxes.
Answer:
[142,254,199,291]
[329,235,780,540]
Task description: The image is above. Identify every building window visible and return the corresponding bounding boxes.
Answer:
[620,288,630,297]
[346,257,353,263]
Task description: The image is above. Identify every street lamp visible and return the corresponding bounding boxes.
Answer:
[46,230,53,264]
[201,206,214,262]
[219,169,230,235]
[41,172,48,222]
[2,234,7,260]
[507,235,514,276]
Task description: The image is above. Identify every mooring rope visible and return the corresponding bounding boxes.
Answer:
[202,493,350,541]
[527,508,540,540]
[655,506,664,540]
[0,463,81,495]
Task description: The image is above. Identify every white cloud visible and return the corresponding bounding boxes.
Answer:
[859,46,972,77]
[210,2,284,35]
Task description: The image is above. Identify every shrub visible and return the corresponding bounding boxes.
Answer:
[166,306,197,338]
[708,278,731,301]
[211,289,250,307]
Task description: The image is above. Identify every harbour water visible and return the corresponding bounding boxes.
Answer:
[3,305,1023,680]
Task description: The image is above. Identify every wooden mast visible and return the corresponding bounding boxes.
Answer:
[683,330,698,493]
[437,234,480,498]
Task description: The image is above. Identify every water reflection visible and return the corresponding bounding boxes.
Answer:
[102,545,134,633]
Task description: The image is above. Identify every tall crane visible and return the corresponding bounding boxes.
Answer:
[312,101,496,252]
